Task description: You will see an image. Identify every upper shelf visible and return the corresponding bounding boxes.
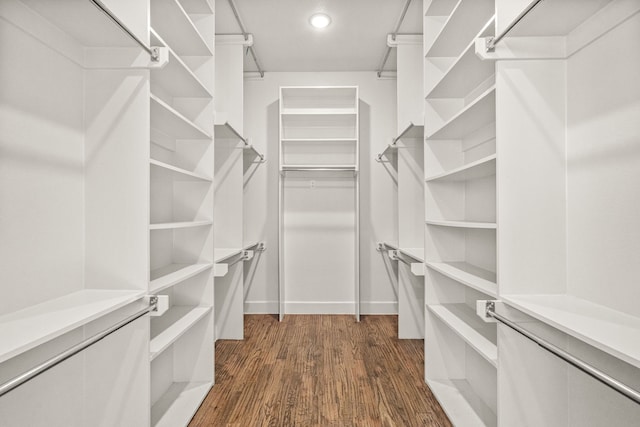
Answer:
[0,289,144,364]
[281,108,357,116]
[498,0,614,38]
[150,30,213,99]
[425,155,496,182]
[502,294,640,370]
[425,0,495,57]
[426,18,495,100]
[19,0,142,48]
[150,0,213,56]
[426,86,496,140]
[426,220,497,229]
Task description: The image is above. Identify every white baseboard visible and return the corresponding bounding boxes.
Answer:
[244,300,398,315]
[244,300,279,314]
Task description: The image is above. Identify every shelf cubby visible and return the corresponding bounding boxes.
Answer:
[150,305,211,361]
[150,94,212,141]
[150,159,212,182]
[428,303,497,367]
[426,85,496,140]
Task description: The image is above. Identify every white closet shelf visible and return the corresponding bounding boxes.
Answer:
[150,263,213,294]
[427,86,496,140]
[280,108,357,115]
[426,261,497,297]
[149,220,212,230]
[425,155,496,182]
[501,0,614,38]
[214,120,247,143]
[399,247,425,263]
[426,220,496,229]
[150,159,212,182]
[151,381,212,427]
[428,303,498,367]
[19,0,140,48]
[150,0,213,56]
[215,248,243,263]
[425,0,494,57]
[150,30,213,99]
[150,306,211,360]
[0,289,144,363]
[501,294,640,369]
[150,95,212,140]
[427,379,497,427]
[426,19,495,99]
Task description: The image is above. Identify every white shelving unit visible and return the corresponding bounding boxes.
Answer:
[0,0,162,425]
[279,86,360,321]
[423,0,497,425]
[479,0,640,425]
[376,34,426,339]
[149,0,215,425]
[214,35,266,340]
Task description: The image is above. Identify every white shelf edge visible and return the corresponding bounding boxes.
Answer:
[501,294,640,369]
[151,381,212,427]
[427,379,497,427]
[426,85,496,140]
[428,303,498,367]
[425,261,497,298]
[149,220,212,230]
[0,290,145,364]
[150,28,213,99]
[150,306,211,360]
[425,220,497,229]
[280,109,358,116]
[281,138,358,142]
[425,154,497,182]
[425,16,496,99]
[150,93,212,139]
[150,159,212,182]
[149,263,213,294]
[152,0,213,57]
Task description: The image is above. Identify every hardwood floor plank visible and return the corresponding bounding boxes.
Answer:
[190,315,451,426]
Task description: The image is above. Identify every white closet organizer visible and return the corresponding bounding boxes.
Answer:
[475,0,640,425]
[376,35,426,339]
[0,0,164,425]
[214,35,266,340]
[279,86,360,321]
[422,0,498,425]
[149,0,215,425]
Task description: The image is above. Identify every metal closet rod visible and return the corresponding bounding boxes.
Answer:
[390,251,411,266]
[485,0,544,51]
[89,0,159,61]
[0,297,158,398]
[377,0,413,77]
[485,302,640,405]
[227,0,264,77]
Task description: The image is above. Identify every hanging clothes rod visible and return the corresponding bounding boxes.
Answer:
[377,0,413,77]
[244,145,266,162]
[485,302,640,405]
[485,0,544,51]
[90,0,159,61]
[0,297,158,398]
[282,167,357,172]
[227,251,250,267]
[227,0,264,77]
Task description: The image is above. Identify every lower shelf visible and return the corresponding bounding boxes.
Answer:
[427,379,496,427]
[151,381,212,427]
[426,261,497,297]
[428,304,497,367]
[150,306,211,361]
[150,263,212,293]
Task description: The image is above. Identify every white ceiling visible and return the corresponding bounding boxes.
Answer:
[215,0,423,73]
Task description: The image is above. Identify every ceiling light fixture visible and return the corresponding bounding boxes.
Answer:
[310,13,331,29]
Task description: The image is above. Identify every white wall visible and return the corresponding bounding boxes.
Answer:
[243,71,398,314]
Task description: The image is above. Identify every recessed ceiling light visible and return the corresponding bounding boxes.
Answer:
[310,13,331,29]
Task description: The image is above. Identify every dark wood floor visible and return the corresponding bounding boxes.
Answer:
[190,315,451,427]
